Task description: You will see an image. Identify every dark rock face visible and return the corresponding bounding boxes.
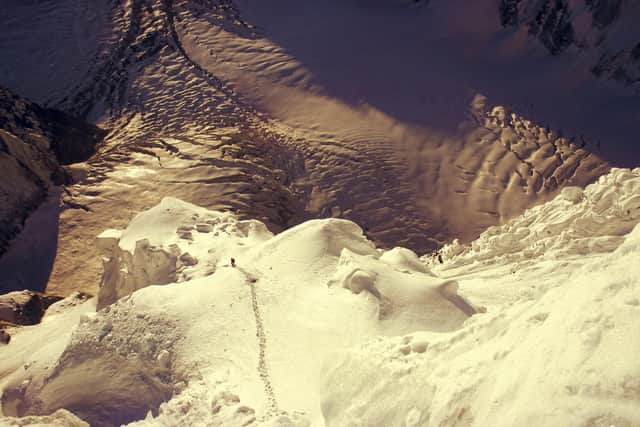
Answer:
[0,86,106,257]
[0,290,63,326]
[499,0,522,27]
[0,86,107,165]
[585,0,624,28]
[499,0,574,55]
[38,108,107,165]
[527,0,574,55]
[592,43,640,87]
[498,0,639,88]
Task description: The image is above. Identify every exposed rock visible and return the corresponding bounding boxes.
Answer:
[500,0,574,55]
[0,85,106,257]
[0,291,63,326]
[0,85,105,168]
[179,252,198,267]
[526,0,574,55]
[585,0,624,28]
[498,0,639,89]
[592,45,640,87]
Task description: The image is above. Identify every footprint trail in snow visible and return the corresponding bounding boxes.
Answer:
[239,266,280,419]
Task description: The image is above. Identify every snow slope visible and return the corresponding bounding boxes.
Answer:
[1,167,638,426]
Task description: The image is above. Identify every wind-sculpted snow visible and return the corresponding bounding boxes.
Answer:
[0,1,638,425]
[432,167,640,271]
[177,0,610,250]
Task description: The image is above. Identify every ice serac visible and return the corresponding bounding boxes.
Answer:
[97,228,178,310]
[96,197,274,309]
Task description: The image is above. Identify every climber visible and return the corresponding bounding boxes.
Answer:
[231,258,236,268]
[0,329,10,345]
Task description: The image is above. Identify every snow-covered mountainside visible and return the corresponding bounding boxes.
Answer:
[0,1,638,423]
[0,167,638,426]
[3,0,629,297]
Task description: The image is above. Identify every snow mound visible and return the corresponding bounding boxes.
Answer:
[328,249,477,332]
[379,247,435,276]
[249,218,377,264]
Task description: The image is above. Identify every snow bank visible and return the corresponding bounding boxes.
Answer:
[2,295,179,426]
[0,409,88,426]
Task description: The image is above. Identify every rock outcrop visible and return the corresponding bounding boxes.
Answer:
[0,86,106,257]
[498,0,639,89]
[0,290,63,326]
